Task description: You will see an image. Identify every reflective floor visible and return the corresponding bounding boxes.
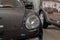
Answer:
[43,25,60,40]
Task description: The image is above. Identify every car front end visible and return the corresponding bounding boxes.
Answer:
[0,0,43,40]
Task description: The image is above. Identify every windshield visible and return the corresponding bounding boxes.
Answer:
[0,0,23,8]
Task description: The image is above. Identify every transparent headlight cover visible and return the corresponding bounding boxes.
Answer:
[26,15,40,29]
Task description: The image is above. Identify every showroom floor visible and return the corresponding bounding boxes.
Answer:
[43,25,60,40]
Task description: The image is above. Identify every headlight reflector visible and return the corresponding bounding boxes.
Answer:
[26,15,40,29]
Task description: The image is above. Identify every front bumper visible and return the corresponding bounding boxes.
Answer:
[0,8,42,39]
[0,26,42,39]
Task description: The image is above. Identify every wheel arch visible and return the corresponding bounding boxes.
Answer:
[39,9,48,22]
[39,9,51,25]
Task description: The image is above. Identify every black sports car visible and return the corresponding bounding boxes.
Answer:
[0,0,43,40]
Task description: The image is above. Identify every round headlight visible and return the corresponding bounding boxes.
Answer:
[26,14,40,29]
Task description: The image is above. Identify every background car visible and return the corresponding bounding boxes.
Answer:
[39,0,60,29]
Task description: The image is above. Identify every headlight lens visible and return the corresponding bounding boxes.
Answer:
[26,15,40,29]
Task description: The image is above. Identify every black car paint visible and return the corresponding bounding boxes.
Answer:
[0,8,42,40]
[0,0,43,40]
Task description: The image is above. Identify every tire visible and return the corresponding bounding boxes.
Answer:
[39,10,48,29]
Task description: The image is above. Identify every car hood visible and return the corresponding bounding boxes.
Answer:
[0,8,25,30]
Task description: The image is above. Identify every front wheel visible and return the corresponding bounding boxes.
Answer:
[39,11,48,29]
